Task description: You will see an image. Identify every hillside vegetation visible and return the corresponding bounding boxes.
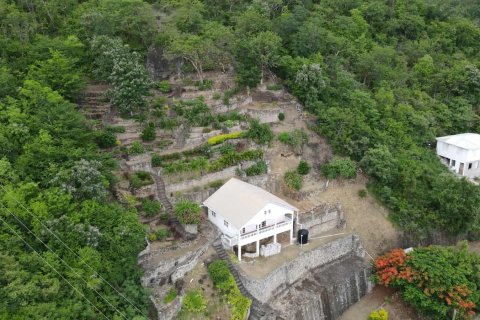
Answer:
[1,0,480,319]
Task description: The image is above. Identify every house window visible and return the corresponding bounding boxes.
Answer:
[264,210,267,215]
[452,160,456,167]
[224,220,228,228]
[268,209,271,214]
[211,211,216,217]
[242,227,245,234]
[261,221,266,228]
[468,163,473,170]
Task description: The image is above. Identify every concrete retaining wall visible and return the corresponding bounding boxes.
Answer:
[238,234,365,303]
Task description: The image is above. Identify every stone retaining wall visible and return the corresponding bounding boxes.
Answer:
[301,203,345,236]
[240,107,281,124]
[238,234,365,303]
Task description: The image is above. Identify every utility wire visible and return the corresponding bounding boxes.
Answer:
[0,213,110,320]
[0,203,129,320]
[0,184,147,318]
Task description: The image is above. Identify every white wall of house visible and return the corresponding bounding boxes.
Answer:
[437,141,480,178]
[242,203,294,232]
[207,207,239,238]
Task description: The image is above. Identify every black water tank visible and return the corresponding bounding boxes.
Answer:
[298,229,309,244]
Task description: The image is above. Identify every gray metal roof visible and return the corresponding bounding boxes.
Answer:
[203,178,297,229]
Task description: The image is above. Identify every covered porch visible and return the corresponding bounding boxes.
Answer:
[221,215,295,261]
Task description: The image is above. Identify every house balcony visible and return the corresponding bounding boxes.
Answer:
[221,217,293,247]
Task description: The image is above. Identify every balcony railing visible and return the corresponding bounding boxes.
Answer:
[239,218,292,240]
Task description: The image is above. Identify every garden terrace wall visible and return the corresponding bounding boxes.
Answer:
[126,154,152,172]
[240,107,282,124]
[163,161,256,194]
[238,234,365,304]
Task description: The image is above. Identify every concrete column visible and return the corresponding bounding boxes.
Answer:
[238,244,241,261]
[290,227,293,244]
[256,240,260,257]
[273,233,277,243]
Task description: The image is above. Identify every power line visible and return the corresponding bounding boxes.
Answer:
[0,184,147,318]
[0,203,129,320]
[0,213,110,320]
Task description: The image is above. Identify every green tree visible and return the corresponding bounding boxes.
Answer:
[27,50,84,101]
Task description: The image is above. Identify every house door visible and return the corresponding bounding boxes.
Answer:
[459,163,464,175]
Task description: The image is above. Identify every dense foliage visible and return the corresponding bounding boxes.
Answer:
[374,245,480,319]
[0,0,154,318]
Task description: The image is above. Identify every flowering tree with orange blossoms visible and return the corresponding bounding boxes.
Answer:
[374,244,480,319]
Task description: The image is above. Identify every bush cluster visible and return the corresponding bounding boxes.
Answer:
[151,154,162,167]
[142,199,162,216]
[284,170,303,191]
[368,309,388,320]
[208,260,252,320]
[207,131,244,145]
[297,160,310,175]
[182,290,207,313]
[141,122,156,142]
[322,157,357,180]
[157,80,171,93]
[245,161,268,176]
[278,112,285,121]
[246,119,273,145]
[163,288,177,304]
[130,171,154,189]
[95,130,117,148]
[174,199,201,225]
[128,141,145,155]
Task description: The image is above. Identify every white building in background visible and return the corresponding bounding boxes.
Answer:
[204,178,298,261]
[436,133,480,179]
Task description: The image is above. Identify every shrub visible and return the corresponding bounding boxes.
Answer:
[141,122,156,142]
[212,92,221,100]
[208,180,224,189]
[159,213,169,222]
[322,157,357,179]
[246,161,268,176]
[157,80,171,93]
[154,96,167,109]
[164,288,177,304]
[266,83,282,91]
[368,308,388,320]
[297,160,310,175]
[284,171,303,191]
[218,143,235,155]
[130,171,153,189]
[142,199,162,216]
[151,154,162,167]
[358,189,367,198]
[278,129,308,154]
[95,130,117,148]
[207,131,244,145]
[174,199,201,225]
[156,228,170,241]
[147,232,157,242]
[129,141,144,155]
[195,79,213,90]
[202,127,211,133]
[208,260,252,320]
[182,290,207,313]
[278,112,285,121]
[247,119,273,145]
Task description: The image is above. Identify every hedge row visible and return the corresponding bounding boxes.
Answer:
[207,131,244,145]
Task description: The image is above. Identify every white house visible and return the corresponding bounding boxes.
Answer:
[436,133,480,178]
[203,178,298,261]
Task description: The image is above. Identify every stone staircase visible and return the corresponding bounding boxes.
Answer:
[212,240,276,320]
[152,173,196,241]
[78,85,112,121]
